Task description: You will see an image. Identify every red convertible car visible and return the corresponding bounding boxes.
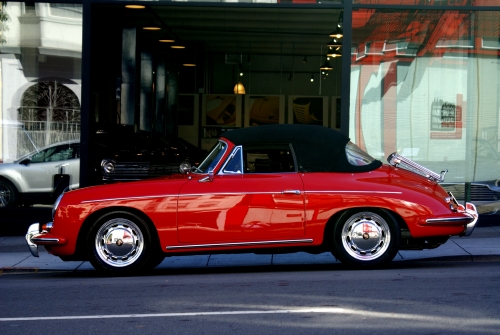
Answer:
[26,124,478,274]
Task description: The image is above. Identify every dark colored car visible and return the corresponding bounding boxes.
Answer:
[91,125,206,183]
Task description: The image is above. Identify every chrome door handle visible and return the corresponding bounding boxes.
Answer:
[282,190,301,195]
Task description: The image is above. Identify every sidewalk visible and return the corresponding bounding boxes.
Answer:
[1,226,500,274]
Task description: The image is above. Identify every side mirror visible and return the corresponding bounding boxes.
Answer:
[179,161,192,174]
[19,158,31,166]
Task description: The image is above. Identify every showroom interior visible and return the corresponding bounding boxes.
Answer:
[1,0,500,224]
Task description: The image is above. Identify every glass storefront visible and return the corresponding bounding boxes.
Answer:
[1,0,500,218]
[350,8,500,211]
[0,2,82,208]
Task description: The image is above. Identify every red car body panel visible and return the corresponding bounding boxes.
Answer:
[44,164,469,257]
[31,125,477,267]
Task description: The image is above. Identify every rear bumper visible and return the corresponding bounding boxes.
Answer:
[424,202,478,236]
[25,223,66,257]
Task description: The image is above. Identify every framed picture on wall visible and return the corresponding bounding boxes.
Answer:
[202,94,242,127]
[244,95,285,127]
[288,96,328,126]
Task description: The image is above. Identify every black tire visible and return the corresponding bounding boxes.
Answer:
[331,209,400,269]
[87,211,161,274]
[0,179,19,208]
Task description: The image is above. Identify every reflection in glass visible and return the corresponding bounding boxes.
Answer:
[0,2,82,208]
[350,9,500,211]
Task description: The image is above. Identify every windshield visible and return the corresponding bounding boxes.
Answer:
[196,141,227,173]
[346,141,376,166]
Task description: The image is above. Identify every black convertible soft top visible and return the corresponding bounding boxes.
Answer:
[222,124,382,173]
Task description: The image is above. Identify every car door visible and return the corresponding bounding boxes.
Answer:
[21,142,79,193]
[177,145,305,243]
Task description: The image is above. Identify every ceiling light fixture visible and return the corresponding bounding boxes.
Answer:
[125,5,146,9]
[327,38,342,48]
[329,10,343,38]
[310,73,314,82]
[159,39,175,43]
[143,20,161,31]
[233,82,246,94]
[302,56,308,63]
[320,60,333,71]
[183,64,196,67]
[327,47,342,58]
[171,45,185,49]
[329,26,343,39]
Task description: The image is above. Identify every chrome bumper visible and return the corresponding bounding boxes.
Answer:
[26,223,40,257]
[463,202,478,237]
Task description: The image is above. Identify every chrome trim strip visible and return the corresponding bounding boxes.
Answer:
[81,194,176,204]
[81,190,397,204]
[426,216,474,224]
[31,237,60,243]
[81,191,290,203]
[166,239,314,250]
[305,190,403,194]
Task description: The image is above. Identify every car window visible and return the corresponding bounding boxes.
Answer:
[243,145,295,173]
[197,141,227,173]
[30,143,77,163]
[346,141,376,166]
[222,147,243,174]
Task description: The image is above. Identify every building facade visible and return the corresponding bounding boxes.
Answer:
[0,0,499,213]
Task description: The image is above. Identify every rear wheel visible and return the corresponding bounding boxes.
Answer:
[0,179,19,208]
[87,211,161,274]
[332,209,400,269]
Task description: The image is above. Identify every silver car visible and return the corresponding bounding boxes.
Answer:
[0,141,80,207]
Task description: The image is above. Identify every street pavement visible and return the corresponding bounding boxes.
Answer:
[1,226,499,274]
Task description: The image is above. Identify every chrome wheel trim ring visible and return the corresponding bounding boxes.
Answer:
[0,184,10,207]
[341,212,391,261]
[94,218,144,268]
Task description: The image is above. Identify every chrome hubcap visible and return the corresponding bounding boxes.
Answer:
[0,186,9,207]
[341,212,391,261]
[95,218,144,267]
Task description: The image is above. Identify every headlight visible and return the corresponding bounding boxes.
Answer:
[52,191,65,219]
[101,159,115,174]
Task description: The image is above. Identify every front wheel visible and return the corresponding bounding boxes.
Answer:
[0,179,19,208]
[87,211,160,274]
[331,209,400,269]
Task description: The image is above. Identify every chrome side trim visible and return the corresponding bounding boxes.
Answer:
[167,239,314,250]
[81,190,397,204]
[81,194,176,204]
[31,237,60,243]
[25,223,40,257]
[305,190,403,195]
[426,216,474,224]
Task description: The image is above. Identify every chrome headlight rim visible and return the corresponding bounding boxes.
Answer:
[101,159,116,174]
[52,190,66,219]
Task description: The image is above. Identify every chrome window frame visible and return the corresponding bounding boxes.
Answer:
[196,139,229,174]
[219,145,243,175]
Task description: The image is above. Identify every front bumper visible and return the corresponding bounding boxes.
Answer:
[25,223,66,257]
